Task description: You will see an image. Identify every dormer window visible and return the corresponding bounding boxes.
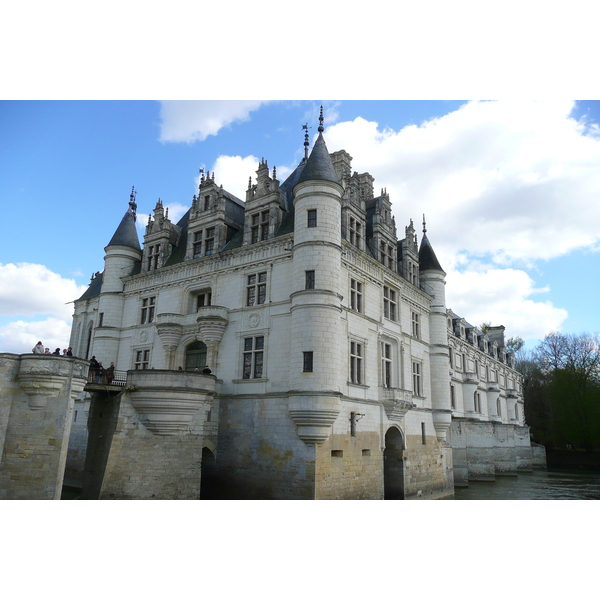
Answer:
[205,227,215,255]
[460,326,465,338]
[193,231,203,258]
[349,217,362,248]
[251,211,269,243]
[147,245,160,270]
[380,242,394,269]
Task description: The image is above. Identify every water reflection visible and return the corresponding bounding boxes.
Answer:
[450,469,600,500]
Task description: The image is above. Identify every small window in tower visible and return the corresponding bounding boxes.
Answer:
[303,351,313,373]
[421,422,426,445]
[307,209,317,228]
[98,313,104,327]
[305,270,315,290]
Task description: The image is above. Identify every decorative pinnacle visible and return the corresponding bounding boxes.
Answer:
[318,105,324,133]
[422,214,427,234]
[302,123,310,159]
[129,186,137,220]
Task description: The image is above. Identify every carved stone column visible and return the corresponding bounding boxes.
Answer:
[156,319,183,370]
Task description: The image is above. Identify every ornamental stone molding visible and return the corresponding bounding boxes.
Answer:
[16,355,88,410]
[432,410,453,441]
[288,394,341,445]
[381,388,414,421]
[126,370,216,435]
[196,305,229,344]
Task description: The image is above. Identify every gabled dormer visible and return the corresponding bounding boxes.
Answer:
[186,171,244,260]
[366,187,398,271]
[334,153,367,252]
[398,218,419,286]
[243,159,286,245]
[142,199,181,272]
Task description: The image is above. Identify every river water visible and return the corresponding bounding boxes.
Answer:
[450,469,600,500]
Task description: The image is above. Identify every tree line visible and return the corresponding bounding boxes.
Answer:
[514,332,600,451]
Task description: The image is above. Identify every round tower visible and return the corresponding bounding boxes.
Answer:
[288,113,344,444]
[93,189,142,366]
[418,217,452,442]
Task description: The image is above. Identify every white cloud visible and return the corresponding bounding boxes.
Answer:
[445,267,568,341]
[0,263,87,321]
[159,100,267,143]
[323,100,600,265]
[0,317,73,355]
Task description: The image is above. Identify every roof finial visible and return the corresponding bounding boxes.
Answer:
[422,214,427,234]
[129,186,137,220]
[318,105,324,133]
[302,123,310,159]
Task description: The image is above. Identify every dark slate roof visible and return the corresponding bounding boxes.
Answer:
[419,233,445,273]
[163,209,190,267]
[296,133,339,187]
[77,271,104,301]
[106,208,141,250]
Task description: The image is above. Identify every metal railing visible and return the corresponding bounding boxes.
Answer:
[86,369,127,386]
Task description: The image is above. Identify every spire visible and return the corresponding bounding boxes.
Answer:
[318,105,324,132]
[106,189,142,250]
[419,217,444,273]
[296,108,339,186]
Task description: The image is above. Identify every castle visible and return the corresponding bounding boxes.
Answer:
[0,111,544,499]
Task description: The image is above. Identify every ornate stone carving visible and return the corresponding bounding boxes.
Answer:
[381,388,414,421]
[288,395,341,445]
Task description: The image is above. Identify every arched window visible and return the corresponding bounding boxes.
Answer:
[185,341,207,371]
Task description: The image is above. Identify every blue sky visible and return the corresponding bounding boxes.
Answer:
[2,99,600,354]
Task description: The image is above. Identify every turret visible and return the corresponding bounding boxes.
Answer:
[94,188,143,366]
[418,216,452,441]
[288,108,344,445]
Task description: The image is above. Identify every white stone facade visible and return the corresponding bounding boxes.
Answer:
[63,123,532,499]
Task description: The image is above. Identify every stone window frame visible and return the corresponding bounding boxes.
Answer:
[307,209,317,228]
[140,296,156,324]
[381,340,393,388]
[412,360,422,397]
[350,278,363,313]
[242,335,265,379]
[134,348,151,370]
[348,216,362,249]
[411,311,420,339]
[305,270,315,290]
[147,244,160,271]
[383,285,397,321]
[349,338,365,386]
[246,271,268,306]
[303,351,314,373]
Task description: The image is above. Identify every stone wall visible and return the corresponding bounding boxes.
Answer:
[81,370,215,499]
[0,354,88,499]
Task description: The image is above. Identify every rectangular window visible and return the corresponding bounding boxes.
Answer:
[135,349,150,370]
[380,242,394,268]
[349,217,361,248]
[243,336,264,379]
[196,291,212,309]
[421,422,426,445]
[205,227,215,255]
[350,341,363,385]
[147,245,160,270]
[412,361,421,396]
[246,272,267,306]
[204,195,210,211]
[305,270,315,290]
[450,384,455,409]
[303,351,313,373]
[193,230,203,258]
[412,312,420,339]
[350,279,363,312]
[383,286,396,321]
[98,312,104,327]
[474,392,481,412]
[381,342,392,388]
[140,297,156,324]
[307,209,317,228]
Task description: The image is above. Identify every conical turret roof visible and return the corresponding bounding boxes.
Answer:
[296,132,339,186]
[419,232,445,274]
[106,207,141,250]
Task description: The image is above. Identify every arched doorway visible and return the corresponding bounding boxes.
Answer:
[384,427,405,500]
[200,447,217,500]
[185,341,207,371]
